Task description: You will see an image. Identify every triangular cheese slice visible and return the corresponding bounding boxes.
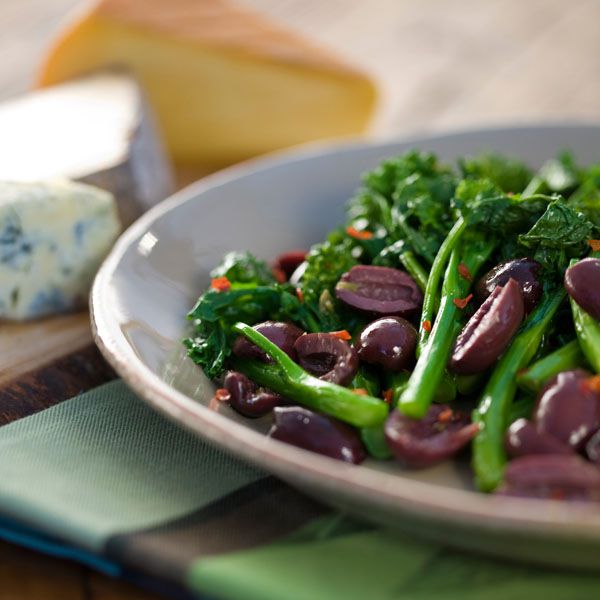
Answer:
[38,0,377,167]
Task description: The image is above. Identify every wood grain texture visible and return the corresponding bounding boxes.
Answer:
[0,345,116,425]
[1,0,600,598]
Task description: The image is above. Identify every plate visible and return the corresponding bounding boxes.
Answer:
[91,125,600,569]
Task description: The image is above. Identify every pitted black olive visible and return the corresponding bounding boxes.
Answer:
[475,258,542,313]
[565,258,600,321]
[497,454,600,501]
[233,321,304,363]
[505,418,572,458]
[356,317,417,372]
[534,369,600,450]
[294,333,359,386]
[384,404,479,468]
[449,278,524,375]
[223,371,282,418]
[335,265,423,317]
[269,406,366,463]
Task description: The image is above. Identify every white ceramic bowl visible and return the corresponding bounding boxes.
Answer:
[91,125,600,568]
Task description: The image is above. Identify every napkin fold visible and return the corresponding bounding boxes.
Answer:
[0,381,598,599]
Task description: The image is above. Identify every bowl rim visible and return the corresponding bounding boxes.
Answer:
[91,123,600,545]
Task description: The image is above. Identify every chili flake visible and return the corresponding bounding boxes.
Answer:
[383,389,394,404]
[295,287,304,303]
[331,330,352,341]
[585,375,600,394]
[214,388,231,402]
[458,262,473,281]
[589,239,600,252]
[453,294,473,309]
[272,266,287,283]
[422,319,432,332]
[211,276,231,292]
[437,408,453,423]
[353,388,369,396]
[346,226,373,240]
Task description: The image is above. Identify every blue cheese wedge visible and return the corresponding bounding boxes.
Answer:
[0,180,120,319]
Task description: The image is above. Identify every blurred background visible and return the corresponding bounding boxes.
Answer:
[4,0,600,161]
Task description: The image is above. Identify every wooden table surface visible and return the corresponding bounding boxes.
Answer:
[2,0,600,598]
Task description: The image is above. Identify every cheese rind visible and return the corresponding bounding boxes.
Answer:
[38,0,377,167]
[0,180,120,320]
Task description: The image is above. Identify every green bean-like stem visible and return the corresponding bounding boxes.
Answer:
[398,250,462,418]
[517,339,585,393]
[360,426,393,459]
[418,218,467,352]
[472,287,565,492]
[399,251,428,292]
[232,323,388,428]
[571,298,600,373]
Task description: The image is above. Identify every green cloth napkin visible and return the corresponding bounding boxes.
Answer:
[0,380,599,599]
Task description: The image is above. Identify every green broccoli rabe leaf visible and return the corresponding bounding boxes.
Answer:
[453,178,551,233]
[459,152,532,193]
[184,322,228,380]
[210,251,275,285]
[518,200,597,274]
[523,151,580,196]
[362,150,451,199]
[186,283,296,378]
[569,164,600,227]
[300,237,358,306]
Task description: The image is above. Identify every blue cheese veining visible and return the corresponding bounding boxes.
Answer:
[0,180,120,319]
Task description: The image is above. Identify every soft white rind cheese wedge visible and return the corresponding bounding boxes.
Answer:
[0,180,120,320]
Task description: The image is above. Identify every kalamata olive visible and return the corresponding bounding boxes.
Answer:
[475,258,542,313]
[586,430,600,464]
[565,258,600,321]
[449,279,524,375]
[232,321,304,363]
[356,317,417,372]
[335,265,423,317]
[384,404,479,468]
[505,418,572,458]
[535,369,600,450]
[223,371,282,418]
[269,406,366,463]
[497,454,600,501]
[294,333,359,386]
[273,250,308,280]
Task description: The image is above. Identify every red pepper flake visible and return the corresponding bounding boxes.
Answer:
[458,262,473,281]
[584,375,600,394]
[422,319,432,333]
[549,488,566,501]
[453,294,473,309]
[210,276,231,292]
[295,287,304,303]
[214,388,231,402]
[437,408,454,423]
[589,239,600,252]
[346,226,373,240]
[331,330,352,341]
[383,389,394,404]
[272,266,287,283]
[353,388,369,396]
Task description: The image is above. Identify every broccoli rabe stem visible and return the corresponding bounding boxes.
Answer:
[471,287,565,492]
[398,232,494,419]
[517,339,585,393]
[571,298,600,373]
[418,218,467,353]
[232,323,388,427]
[398,250,462,418]
[398,251,428,292]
